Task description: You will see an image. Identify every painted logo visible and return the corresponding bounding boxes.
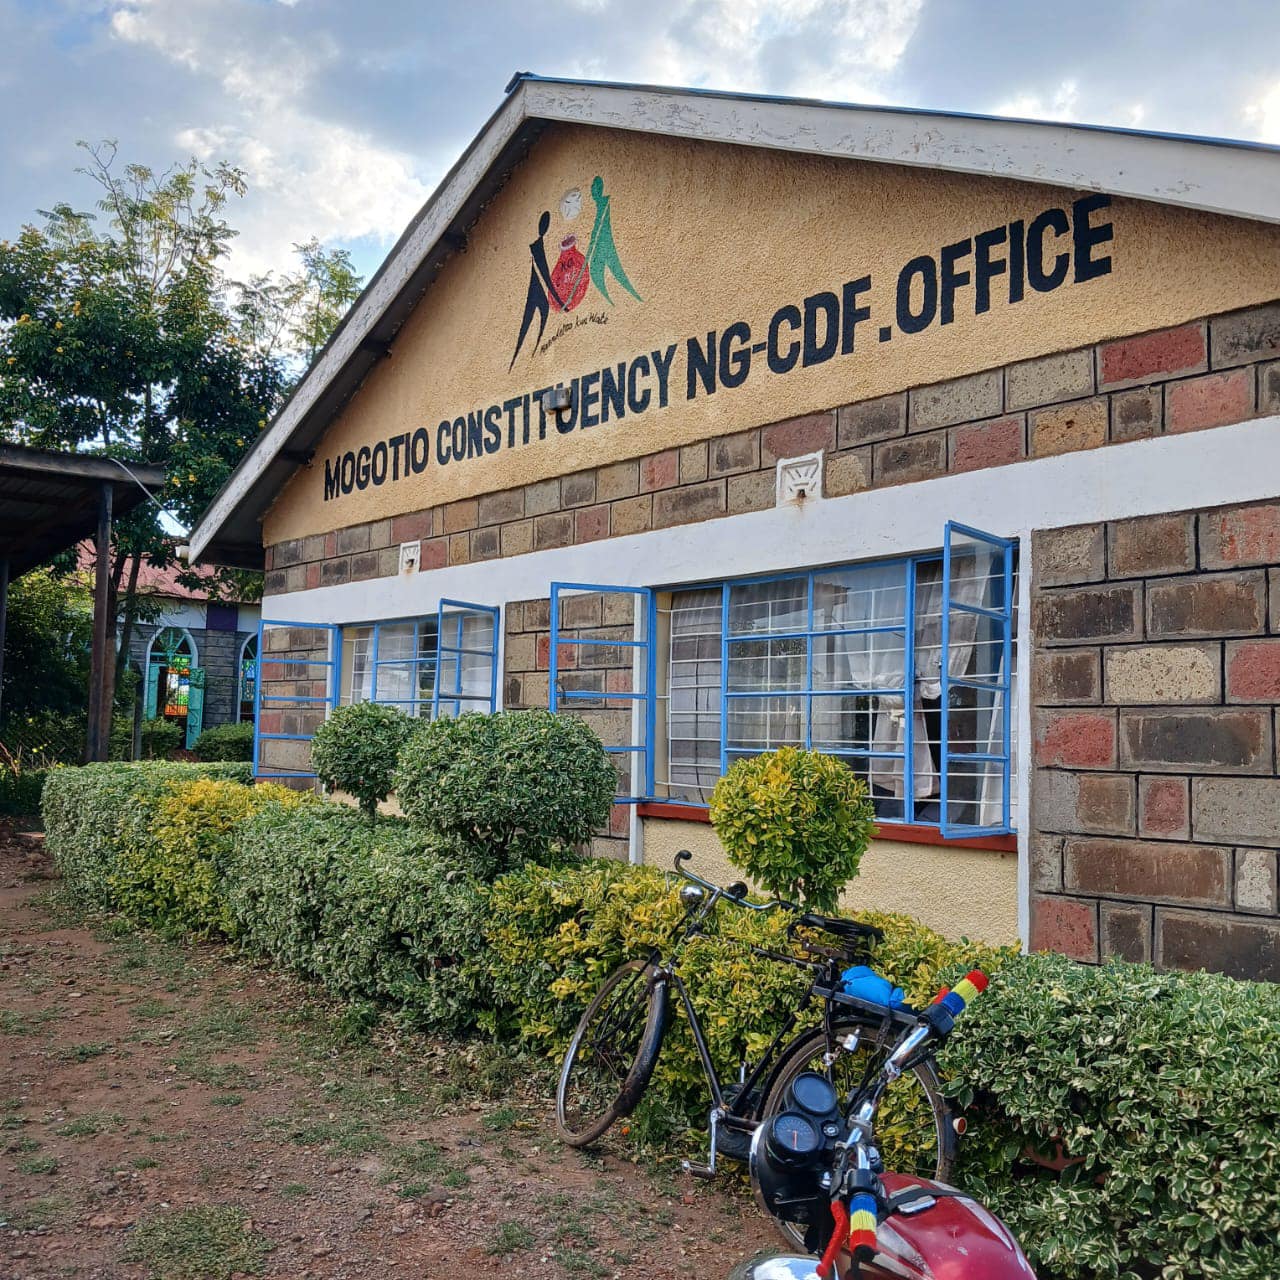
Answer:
[509,175,641,369]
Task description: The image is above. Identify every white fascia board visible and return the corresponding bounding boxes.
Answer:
[526,80,1280,226]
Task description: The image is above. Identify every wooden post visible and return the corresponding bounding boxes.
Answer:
[86,481,113,762]
[0,555,9,729]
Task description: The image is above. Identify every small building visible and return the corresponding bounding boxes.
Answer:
[191,76,1280,977]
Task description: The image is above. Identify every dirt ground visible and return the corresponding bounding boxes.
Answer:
[0,820,776,1279]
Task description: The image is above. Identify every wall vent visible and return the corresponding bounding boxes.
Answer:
[776,451,824,505]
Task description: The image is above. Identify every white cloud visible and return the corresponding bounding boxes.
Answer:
[1243,79,1280,143]
[994,78,1081,122]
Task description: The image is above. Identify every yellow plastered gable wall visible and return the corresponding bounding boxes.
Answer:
[263,123,1280,545]
[641,818,1019,945]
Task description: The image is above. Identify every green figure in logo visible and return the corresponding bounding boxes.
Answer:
[586,176,641,305]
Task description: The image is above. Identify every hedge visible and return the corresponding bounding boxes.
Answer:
[191,722,255,762]
[0,765,48,815]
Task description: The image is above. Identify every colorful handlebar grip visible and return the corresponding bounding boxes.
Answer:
[846,1190,879,1258]
[931,969,989,1019]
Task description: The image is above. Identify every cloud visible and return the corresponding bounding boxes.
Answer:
[1243,79,1280,143]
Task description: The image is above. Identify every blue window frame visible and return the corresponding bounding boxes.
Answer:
[253,619,341,781]
[433,599,501,718]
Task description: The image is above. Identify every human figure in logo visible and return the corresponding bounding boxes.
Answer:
[586,176,641,305]
[509,210,566,370]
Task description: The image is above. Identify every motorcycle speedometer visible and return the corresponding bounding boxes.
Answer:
[786,1071,839,1119]
[764,1111,821,1166]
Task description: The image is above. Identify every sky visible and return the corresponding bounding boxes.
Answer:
[2,0,1278,286]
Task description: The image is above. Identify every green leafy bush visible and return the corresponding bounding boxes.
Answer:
[227,803,490,1035]
[111,777,307,937]
[42,761,251,904]
[192,722,255,762]
[310,702,413,820]
[108,717,185,761]
[709,747,877,911]
[395,709,616,874]
[0,763,48,815]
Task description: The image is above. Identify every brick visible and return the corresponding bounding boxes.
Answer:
[561,593,601,629]
[1100,902,1152,963]
[1033,769,1134,835]
[653,481,727,529]
[1033,709,1116,768]
[1108,513,1195,578]
[534,512,574,551]
[305,562,321,589]
[561,471,597,508]
[1103,643,1219,704]
[597,460,639,502]
[443,498,478,534]
[837,393,906,446]
[762,413,835,464]
[949,414,1025,473]
[709,429,761,477]
[477,488,524,526]
[1139,776,1190,839]
[504,632,535,673]
[1030,833,1064,891]
[447,532,469,566]
[1109,386,1163,442]
[1261,360,1280,414]
[525,478,561,515]
[419,537,447,570]
[1034,584,1141,645]
[602,593,638,626]
[300,534,328,563]
[1033,524,1105,587]
[1032,649,1101,704]
[263,568,287,595]
[873,433,946,486]
[1235,849,1278,915]
[1099,321,1207,389]
[319,558,350,587]
[1193,777,1280,848]
[1156,909,1280,982]
[1272,569,1279,632]
[575,504,610,543]
[336,524,370,555]
[1210,301,1280,370]
[1120,708,1271,773]
[1166,368,1254,434]
[1030,894,1098,962]
[727,470,777,514]
[1065,837,1231,907]
[368,519,393,549]
[522,599,551,631]
[909,370,1002,431]
[271,538,303,568]
[611,494,652,535]
[1006,348,1094,410]
[1226,638,1280,701]
[470,526,500,561]
[500,519,533,557]
[640,450,679,493]
[824,450,871,498]
[1147,572,1266,638]
[535,634,576,671]
[349,550,381,580]
[1029,397,1109,457]
[1200,501,1280,568]
[521,669,550,707]
[679,443,708,484]
[392,510,432,543]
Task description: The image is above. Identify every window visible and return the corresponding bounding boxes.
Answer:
[341,617,440,716]
[657,543,1018,833]
[145,627,198,723]
[237,634,258,723]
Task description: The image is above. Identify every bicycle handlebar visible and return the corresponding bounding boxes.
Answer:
[671,850,787,912]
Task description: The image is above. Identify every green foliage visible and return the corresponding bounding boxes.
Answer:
[124,1204,271,1279]
[709,747,877,911]
[111,777,306,938]
[109,715,184,761]
[192,721,254,762]
[394,709,617,874]
[40,760,250,905]
[0,764,48,815]
[310,702,413,820]
[0,568,92,721]
[227,804,491,1036]
[943,951,1280,1280]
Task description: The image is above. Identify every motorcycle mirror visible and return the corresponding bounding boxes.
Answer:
[728,1254,823,1280]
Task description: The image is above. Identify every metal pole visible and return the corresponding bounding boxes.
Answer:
[0,555,9,730]
[86,482,113,762]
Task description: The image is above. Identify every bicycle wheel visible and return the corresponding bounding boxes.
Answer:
[555,959,668,1148]
[761,1018,955,1251]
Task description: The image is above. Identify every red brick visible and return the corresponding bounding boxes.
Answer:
[1200,502,1280,568]
[1139,776,1190,839]
[1032,649,1101,705]
[1033,710,1116,768]
[1108,514,1195,578]
[639,449,678,493]
[1099,322,1207,389]
[762,412,836,463]
[1146,572,1266,638]
[1065,838,1231,907]
[419,537,447,570]
[1166,368,1254,434]
[1157,909,1280,982]
[949,415,1025,473]
[1226,639,1280,701]
[1030,894,1098,962]
[305,562,321,590]
[535,634,577,671]
[574,504,610,543]
[391,510,432,542]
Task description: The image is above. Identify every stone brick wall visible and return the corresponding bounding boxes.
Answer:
[256,625,331,785]
[263,300,1280,593]
[1031,498,1280,981]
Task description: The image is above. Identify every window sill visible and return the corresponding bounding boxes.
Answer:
[635,802,1017,852]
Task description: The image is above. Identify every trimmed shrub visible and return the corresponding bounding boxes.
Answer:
[311,702,413,820]
[395,709,616,873]
[227,803,490,1035]
[709,747,877,911]
[0,764,48,815]
[42,761,251,904]
[192,722,255,762]
[111,777,307,938]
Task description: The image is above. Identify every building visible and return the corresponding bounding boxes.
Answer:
[190,76,1280,976]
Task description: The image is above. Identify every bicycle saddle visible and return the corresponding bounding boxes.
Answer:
[791,913,885,946]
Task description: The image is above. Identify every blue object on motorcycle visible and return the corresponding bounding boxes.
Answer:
[840,965,906,1009]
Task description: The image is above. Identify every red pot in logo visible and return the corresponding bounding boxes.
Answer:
[549,235,589,312]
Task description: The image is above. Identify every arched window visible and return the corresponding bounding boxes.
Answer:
[144,627,198,724]
[237,633,258,723]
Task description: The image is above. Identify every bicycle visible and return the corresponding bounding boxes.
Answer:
[555,851,960,1245]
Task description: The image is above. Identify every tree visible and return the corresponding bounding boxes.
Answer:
[0,568,93,723]
[0,141,363,720]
